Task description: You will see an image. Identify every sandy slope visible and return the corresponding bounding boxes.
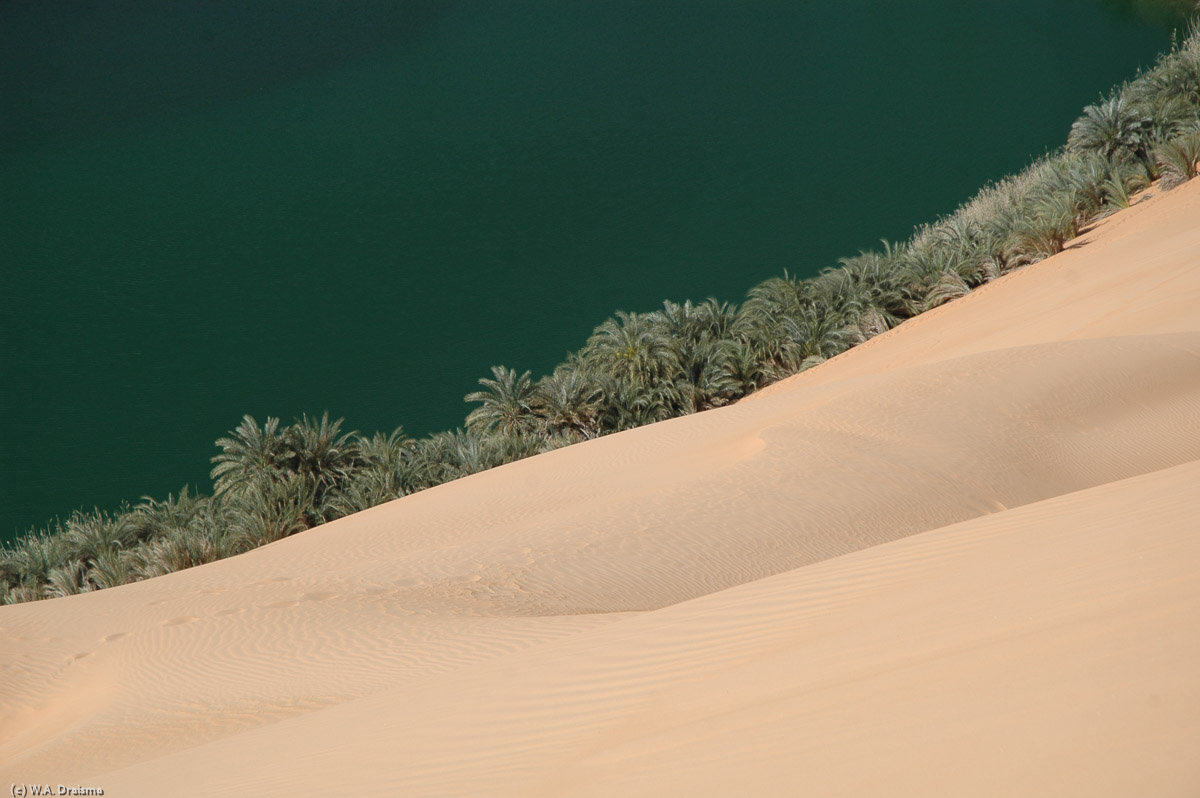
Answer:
[1,179,1198,796]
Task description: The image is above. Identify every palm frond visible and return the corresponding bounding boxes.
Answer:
[1155,126,1200,187]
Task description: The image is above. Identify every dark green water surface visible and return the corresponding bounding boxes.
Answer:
[0,1,1186,540]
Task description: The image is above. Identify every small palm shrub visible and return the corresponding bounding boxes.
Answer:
[127,522,240,579]
[834,247,911,326]
[1155,125,1200,187]
[211,413,364,528]
[330,428,417,516]
[1100,162,1153,210]
[923,272,972,310]
[1,509,143,601]
[532,363,604,441]
[735,271,859,381]
[1068,95,1155,173]
[2,531,65,602]
[43,560,93,599]
[1009,187,1083,264]
[122,490,236,580]
[1127,20,1200,111]
[648,299,742,413]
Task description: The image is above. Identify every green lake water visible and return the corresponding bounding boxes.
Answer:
[0,1,1188,541]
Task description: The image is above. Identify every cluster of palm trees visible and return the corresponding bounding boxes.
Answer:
[4,24,1199,604]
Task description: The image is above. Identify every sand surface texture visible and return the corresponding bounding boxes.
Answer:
[2,180,1199,796]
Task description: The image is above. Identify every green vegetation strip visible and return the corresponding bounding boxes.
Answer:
[4,25,1200,604]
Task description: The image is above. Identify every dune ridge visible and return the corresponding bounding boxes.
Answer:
[1,178,1198,795]
[97,459,1200,797]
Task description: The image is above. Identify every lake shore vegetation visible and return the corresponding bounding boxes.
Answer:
[4,22,1199,604]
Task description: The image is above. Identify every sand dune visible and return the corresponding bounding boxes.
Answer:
[2,178,1198,796]
[95,460,1200,797]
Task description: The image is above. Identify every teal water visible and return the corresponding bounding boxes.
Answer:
[0,1,1186,541]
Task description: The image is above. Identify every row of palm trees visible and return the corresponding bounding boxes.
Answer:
[4,23,1200,604]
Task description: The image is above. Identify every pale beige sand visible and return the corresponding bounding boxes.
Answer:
[2,179,1198,796]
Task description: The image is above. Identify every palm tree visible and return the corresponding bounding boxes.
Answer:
[735,272,812,372]
[211,413,363,527]
[577,311,686,428]
[1140,94,1197,143]
[779,301,857,364]
[649,300,740,413]
[410,429,501,487]
[465,365,539,436]
[835,247,910,327]
[735,270,860,382]
[682,348,741,411]
[282,413,364,517]
[594,373,676,431]
[210,415,288,498]
[651,298,739,343]
[740,272,810,324]
[1067,95,1154,172]
[723,338,770,396]
[582,310,679,389]
[533,363,604,440]
[57,508,137,569]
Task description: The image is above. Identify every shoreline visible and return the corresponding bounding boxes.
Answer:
[1,175,1198,795]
